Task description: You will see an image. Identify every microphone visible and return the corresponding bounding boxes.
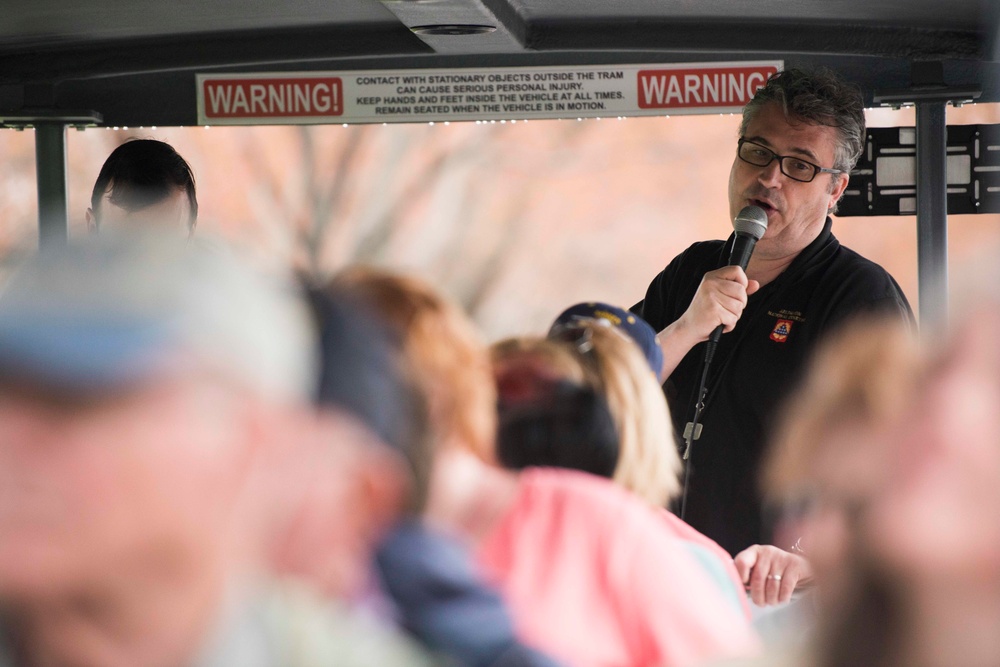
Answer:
[706,205,768,349]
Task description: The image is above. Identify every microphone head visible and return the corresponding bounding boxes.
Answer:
[733,205,768,241]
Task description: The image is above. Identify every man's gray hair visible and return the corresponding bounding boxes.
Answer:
[740,68,867,174]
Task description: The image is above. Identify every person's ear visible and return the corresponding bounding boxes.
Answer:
[828,173,850,211]
[85,207,98,233]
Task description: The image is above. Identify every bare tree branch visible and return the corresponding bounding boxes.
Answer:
[353,126,494,262]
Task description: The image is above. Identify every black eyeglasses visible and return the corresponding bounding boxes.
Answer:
[737,138,845,183]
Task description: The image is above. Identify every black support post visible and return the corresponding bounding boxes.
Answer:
[34,122,69,247]
[872,62,981,333]
[915,101,948,331]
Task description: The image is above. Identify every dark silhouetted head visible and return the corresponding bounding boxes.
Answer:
[88,139,198,233]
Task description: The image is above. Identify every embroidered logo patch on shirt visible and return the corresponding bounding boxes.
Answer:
[770,319,793,343]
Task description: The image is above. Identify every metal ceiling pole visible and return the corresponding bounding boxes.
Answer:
[915,101,948,331]
[35,122,69,246]
[872,62,981,333]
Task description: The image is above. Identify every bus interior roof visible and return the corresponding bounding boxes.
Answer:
[1,0,999,127]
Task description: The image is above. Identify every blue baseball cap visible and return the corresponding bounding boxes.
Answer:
[549,302,664,379]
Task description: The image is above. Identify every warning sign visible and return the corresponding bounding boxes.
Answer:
[203,77,343,119]
[197,61,782,125]
[637,66,776,109]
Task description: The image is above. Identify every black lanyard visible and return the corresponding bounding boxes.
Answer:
[678,266,794,519]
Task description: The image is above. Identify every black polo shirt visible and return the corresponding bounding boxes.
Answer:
[633,218,914,556]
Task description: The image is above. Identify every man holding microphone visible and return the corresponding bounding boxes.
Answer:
[633,68,913,605]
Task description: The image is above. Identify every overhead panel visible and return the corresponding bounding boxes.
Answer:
[839,124,1000,216]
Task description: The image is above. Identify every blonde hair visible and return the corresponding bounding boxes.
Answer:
[573,324,680,505]
[763,316,921,499]
[494,326,681,505]
[332,267,497,462]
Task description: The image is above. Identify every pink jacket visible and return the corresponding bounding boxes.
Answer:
[477,468,760,667]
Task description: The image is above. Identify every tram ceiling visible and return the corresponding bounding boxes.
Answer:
[0,0,998,127]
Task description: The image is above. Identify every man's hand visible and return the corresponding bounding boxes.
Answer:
[681,266,760,340]
[734,544,813,607]
[656,267,760,379]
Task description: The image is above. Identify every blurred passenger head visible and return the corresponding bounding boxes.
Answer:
[838,265,1000,667]
[800,272,1000,667]
[331,266,496,461]
[755,317,921,667]
[0,233,314,599]
[762,316,921,604]
[492,336,618,476]
[552,322,680,505]
[87,139,198,234]
[307,283,430,512]
[863,291,1000,585]
[267,282,433,598]
[329,267,505,537]
[492,323,680,506]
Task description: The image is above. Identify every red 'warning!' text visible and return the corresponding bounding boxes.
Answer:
[203,78,343,118]
[637,66,778,109]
